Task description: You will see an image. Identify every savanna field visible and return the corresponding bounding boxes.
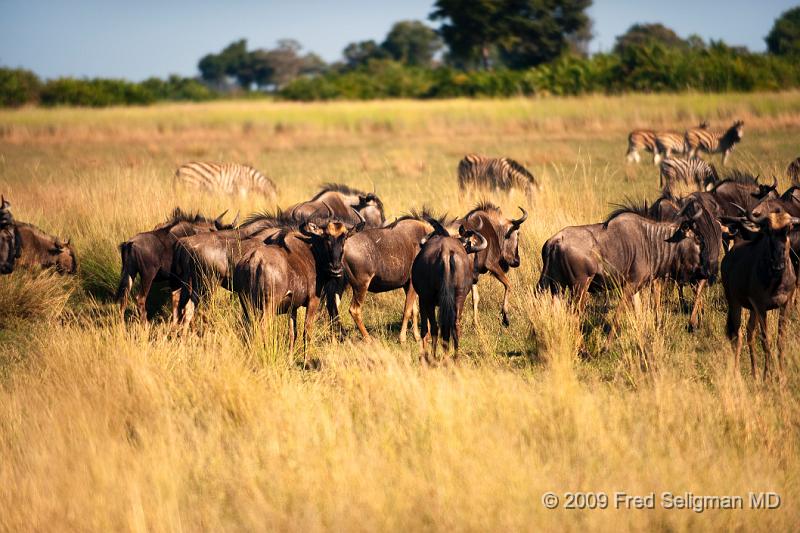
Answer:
[1,93,800,531]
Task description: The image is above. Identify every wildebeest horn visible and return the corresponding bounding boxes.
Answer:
[423,215,448,236]
[321,200,334,219]
[350,207,366,229]
[231,210,240,227]
[769,176,778,190]
[511,206,528,226]
[466,230,487,254]
[745,209,768,226]
[215,209,229,223]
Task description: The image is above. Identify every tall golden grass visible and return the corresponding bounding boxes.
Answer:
[1,94,799,531]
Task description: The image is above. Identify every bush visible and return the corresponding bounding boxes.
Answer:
[0,67,42,107]
[40,78,156,107]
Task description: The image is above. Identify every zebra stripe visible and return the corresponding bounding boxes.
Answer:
[457,154,537,194]
[685,120,744,165]
[174,162,277,198]
[626,130,658,163]
[660,157,718,192]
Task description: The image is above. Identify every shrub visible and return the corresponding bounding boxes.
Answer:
[0,67,42,107]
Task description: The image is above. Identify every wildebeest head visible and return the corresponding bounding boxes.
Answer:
[667,199,723,283]
[300,204,366,278]
[457,223,488,254]
[0,195,12,227]
[355,192,385,228]
[751,176,779,200]
[49,237,78,274]
[730,207,800,274]
[0,225,20,275]
[499,206,528,269]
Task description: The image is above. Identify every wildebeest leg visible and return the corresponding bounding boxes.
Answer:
[399,283,417,344]
[688,279,706,332]
[136,270,156,324]
[471,284,480,327]
[349,278,372,341]
[287,308,297,354]
[491,270,512,327]
[777,304,788,376]
[745,311,758,378]
[756,311,771,380]
[651,280,663,326]
[430,303,440,364]
[303,298,321,367]
[418,298,433,364]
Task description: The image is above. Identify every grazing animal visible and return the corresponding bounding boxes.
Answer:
[457,154,538,197]
[450,202,528,327]
[722,210,800,378]
[626,129,659,164]
[660,157,718,192]
[0,197,21,275]
[174,162,277,199]
[654,122,708,164]
[331,209,443,343]
[788,157,800,186]
[116,208,233,323]
[411,217,487,362]
[0,195,13,227]
[233,211,366,354]
[284,184,385,228]
[538,199,722,331]
[14,222,77,274]
[705,173,778,219]
[685,120,744,165]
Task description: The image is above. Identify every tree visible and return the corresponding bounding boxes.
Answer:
[613,23,687,55]
[343,40,390,69]
[766,6,800,56]
[430,0,592,70]
[382,20,443,67]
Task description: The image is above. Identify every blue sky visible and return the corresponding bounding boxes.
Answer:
[0,1,797,80]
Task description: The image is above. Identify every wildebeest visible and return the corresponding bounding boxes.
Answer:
[660,157,718,192]
[329,208,443,343]
[172,205,339,328]
[0,197,21,275]
[14,222,77,274]
[117,208,233,323]
[722,209,800,378]
[411,217,487,362]
[233,210,365,354]
[450,202,528,327]
[685,120,744,165]
[697,172,778,219]
[538,199,722,330]
[0,195,13,227]
[457,154,538,197]
[174,162,277,199]
[284,184,385,228]
[788,157,800,186]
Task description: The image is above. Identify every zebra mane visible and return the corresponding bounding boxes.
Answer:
[312,183,368,200]
[166,207,214,225]
[465,201,501,218]
[385,207,449,229]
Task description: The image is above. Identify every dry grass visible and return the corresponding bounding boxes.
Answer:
[1,93,800,531]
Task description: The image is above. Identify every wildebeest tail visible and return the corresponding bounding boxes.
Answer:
[537,240,558,293]
[438,251,457,344]
[116,242,136,301]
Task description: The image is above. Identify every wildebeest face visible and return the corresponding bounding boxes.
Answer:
[356,194,384,227]
[302,219,364,278]
[0,226,19,274]
[50,239,77,274]
[500,207,528,270]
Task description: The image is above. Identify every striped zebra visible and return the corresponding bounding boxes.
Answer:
[174,162,277,199]
[787,156,800,186]
[685,120,744,166]
[626,130,658,164]
[457,154,538,196]
[654,122,708,163]
[659,157,718,194]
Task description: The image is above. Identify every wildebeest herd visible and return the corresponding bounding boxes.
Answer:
[2,140,799,375]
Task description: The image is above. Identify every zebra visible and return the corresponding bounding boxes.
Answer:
[685,120,744,166]
[174,162,277,199]
[659,157,719,194]
[626,130,658,164]
[787,157,800,186]
[457,154,538,196]
[654,122,708,164]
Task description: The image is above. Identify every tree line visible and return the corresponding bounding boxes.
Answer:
[3,2,800,107]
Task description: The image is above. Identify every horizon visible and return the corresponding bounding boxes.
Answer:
[0,0,797,81]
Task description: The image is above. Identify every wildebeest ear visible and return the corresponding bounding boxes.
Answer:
[1,195,7,209]
[665,228,685,243]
